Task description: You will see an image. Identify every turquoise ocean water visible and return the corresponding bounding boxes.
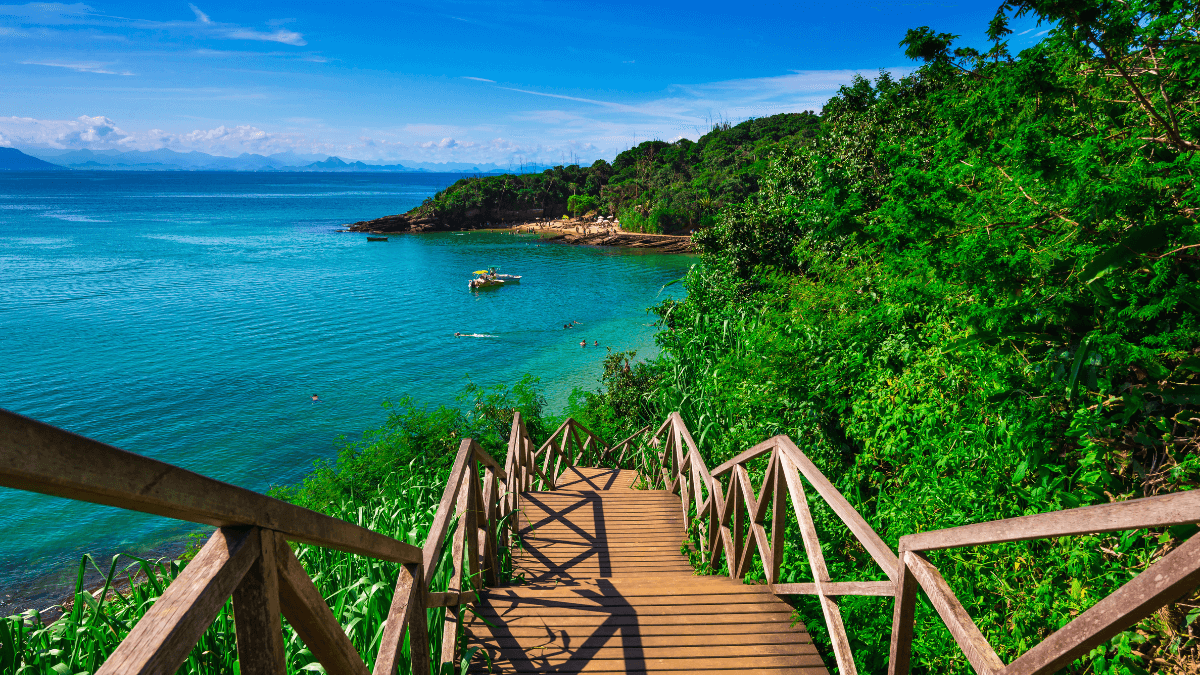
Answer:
[0,171,692,614]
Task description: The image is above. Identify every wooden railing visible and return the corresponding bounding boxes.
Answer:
[5,404,1198,675]
[0,407,615,674]
[639,411,1200,675]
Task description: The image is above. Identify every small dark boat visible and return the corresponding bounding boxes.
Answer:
[367,237,388,241]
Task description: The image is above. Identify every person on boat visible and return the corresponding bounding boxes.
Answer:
[455,332,461,336]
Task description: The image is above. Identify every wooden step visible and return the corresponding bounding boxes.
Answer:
[464,466,829,675]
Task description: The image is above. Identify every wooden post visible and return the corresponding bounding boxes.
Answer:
[729,474,745,579]
[97,527,260,675]
[233,527,285,675]
[887,548,919,675]
[439,471,473,670]
[770,453,786,585]
[372,562,427,675]
[780,455,858,675]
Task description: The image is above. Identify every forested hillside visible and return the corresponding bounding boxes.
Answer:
[405,112,820,232]
[570,0,1200,671]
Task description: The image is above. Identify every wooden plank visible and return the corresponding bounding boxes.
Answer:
[462,612,798,627]
[471,440,506,480]
[0,409,422,564]
[887,548,920,675]
[474,602,788,617]
[711,437,779,478]
[613,426,650,465]
[772,581,894,596]
[421,439,473,586]
[1005,531,1200,675]
[467,633,814,649]
[903,489,1200,552]
[97,526,259,675]
[466,622,804,638]
[780,454,857,675]
[275,536,370,675]
[534,419,573,458]
[904,552,1004,675]
[466,644,819,661]
[777,436,898,581]
[467,652,825,668]
[465,662,825,667]
[373,562,425,675]
[483,592,790,606]
[232,527,285,675]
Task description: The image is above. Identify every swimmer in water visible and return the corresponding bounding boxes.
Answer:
[311,394,320,404]
[594,340,598,346]
[455,332,461,336]
[580,340,586,347]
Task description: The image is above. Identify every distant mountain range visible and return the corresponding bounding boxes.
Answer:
[6,146,553,174]
[0,147,68,171]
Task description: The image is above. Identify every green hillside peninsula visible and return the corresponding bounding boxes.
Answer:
[562,1,1200,670]
[344,112,820,234]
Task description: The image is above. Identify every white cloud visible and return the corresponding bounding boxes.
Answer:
[463,76,494,83]
[21,59,133,75]
[0,67,914,164]
[0,115,135,149]
[221,27,305,45]
[188,3,210,24]
[1,2,306,45]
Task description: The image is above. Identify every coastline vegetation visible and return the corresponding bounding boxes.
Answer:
[407,112,821,233]
[5,0,1200,672]
[567,0,1200,671]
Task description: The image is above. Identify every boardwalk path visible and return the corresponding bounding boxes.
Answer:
[466,467,829,674]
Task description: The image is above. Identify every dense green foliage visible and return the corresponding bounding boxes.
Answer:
[569,1,1200,672]
[411,112,821,232]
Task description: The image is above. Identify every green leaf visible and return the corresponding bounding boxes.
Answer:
[1081,222,1170,283]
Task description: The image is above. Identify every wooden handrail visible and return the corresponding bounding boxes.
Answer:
[639,411,1200,675]
[0,408,421,565]
[5,403,1198,675]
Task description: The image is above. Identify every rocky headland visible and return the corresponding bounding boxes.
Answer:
[342,209,694,253]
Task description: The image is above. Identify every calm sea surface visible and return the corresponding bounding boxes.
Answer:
[0,171,691,614]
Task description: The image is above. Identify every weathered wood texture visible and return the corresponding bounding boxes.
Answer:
[0,407,420,564]
[97,527,260,675]
[465,467,828,674]
[9,405,1200,675]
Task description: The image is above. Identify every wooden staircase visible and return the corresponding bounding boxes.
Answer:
[4,407,1199,675]
[465,467,827,674]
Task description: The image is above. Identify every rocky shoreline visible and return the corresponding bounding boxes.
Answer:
[341,213,695,253]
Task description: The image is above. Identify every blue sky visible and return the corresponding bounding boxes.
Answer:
[0,1,1051,164]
